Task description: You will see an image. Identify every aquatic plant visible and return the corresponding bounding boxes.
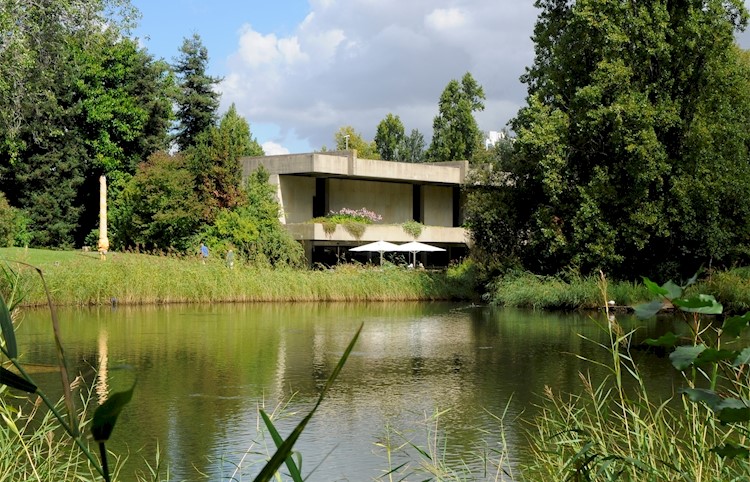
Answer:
[524,272,750,480]
[0,262,135,482]
[487,271,651,309]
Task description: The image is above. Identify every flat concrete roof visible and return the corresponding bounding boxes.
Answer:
[240,151,469,186]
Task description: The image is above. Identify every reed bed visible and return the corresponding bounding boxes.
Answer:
[699,268,750,313]
[520,274,750,481]
[0,391,101,481]
[0,248,475,306]
[488,272,651,309]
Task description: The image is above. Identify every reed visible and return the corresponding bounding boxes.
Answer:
[488,271,651,309]
[698,267,750,312]
[0,248,475,306]
[521,273,750,481]
[0,390,100,481]
[373,407,513,482]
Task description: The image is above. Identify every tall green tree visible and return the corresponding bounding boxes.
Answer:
[428,72,485,161]
[114,151,202,251]
[0,1,138,246]
[495,0,750,278]
[173,34,221,151]
[73,33,175,243]
[0,0,138,164]
[333,126,379,159]
[0,1,173,247]
[402,129,426,163]
[189,104,265,222]
[374,114,405,161]
[464,135,519,277]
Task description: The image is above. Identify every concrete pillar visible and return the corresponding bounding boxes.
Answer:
[98,175,109,260]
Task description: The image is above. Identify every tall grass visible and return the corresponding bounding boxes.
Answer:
[699,267,750,312]
[488,271,651,309]
[0,389,99,481]
[373,407,514,482]
[0,248,476,306]
[520,274,750,481]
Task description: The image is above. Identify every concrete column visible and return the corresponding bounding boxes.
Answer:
[98,175,109,260]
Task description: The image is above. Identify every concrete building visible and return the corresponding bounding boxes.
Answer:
[240,151,470,266]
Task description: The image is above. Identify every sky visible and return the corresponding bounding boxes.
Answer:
[129,0,750,156]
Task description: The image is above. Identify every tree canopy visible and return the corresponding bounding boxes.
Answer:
[428,72,486,161]
[189,104,265,222]
[472,0,750,279]
[333,126,379,159]
[0,1,171,246]
[374,114,406,161]
[0,3,276,256]
[173,34,221,151]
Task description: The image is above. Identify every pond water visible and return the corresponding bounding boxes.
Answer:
[14,303,685,481]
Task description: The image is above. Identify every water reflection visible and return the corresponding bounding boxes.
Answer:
[15,303,682,481]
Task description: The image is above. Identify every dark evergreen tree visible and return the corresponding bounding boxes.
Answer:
[189,104,265,222]
[173,34,221,151]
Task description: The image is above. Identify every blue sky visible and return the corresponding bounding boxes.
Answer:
[129,0,750,155]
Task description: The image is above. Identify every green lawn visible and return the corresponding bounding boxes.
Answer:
[0,247,101,266]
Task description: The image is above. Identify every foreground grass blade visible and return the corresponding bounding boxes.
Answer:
[260,409,303,482]
[0,292,17,359]
[91,377,137,442]
[0,366,36,393]
[253,322,363,482]
[92,375,136,482]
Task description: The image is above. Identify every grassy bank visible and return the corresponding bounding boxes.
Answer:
[488,268,750,311]
[699,267,750,312]
[487,271,652,309]
[0,248,476,306]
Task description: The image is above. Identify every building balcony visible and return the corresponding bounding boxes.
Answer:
[285,223,470,246]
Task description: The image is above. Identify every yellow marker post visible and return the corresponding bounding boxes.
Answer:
[98,175,109,260]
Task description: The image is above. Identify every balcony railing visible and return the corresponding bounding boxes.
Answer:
[284,223,469,245]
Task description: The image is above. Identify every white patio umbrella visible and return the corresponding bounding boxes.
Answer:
[396,241,446,267]
[349,240,401,265]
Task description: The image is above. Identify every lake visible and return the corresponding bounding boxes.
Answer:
[14,302,683,481]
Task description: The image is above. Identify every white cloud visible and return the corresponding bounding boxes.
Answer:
[262,141,290,155]
[220,1,540,152]
[424,8,466,31]
[235,25,309,68]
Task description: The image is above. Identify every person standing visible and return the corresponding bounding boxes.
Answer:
[226,248,235,269]
[200,242,209,264]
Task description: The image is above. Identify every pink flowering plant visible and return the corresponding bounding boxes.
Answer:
[328,207,382,224]
[310,207,382,238]
[311,207,382,224]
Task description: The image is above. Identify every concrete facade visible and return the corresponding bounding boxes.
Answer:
[240,151,470,266]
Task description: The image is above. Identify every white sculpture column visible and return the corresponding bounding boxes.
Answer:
[98,175,109,260]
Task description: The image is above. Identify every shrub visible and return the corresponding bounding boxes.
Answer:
[401,220,423,239]
[0,192,30,247]
[200,167,304,268]
[310,207,383,241]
